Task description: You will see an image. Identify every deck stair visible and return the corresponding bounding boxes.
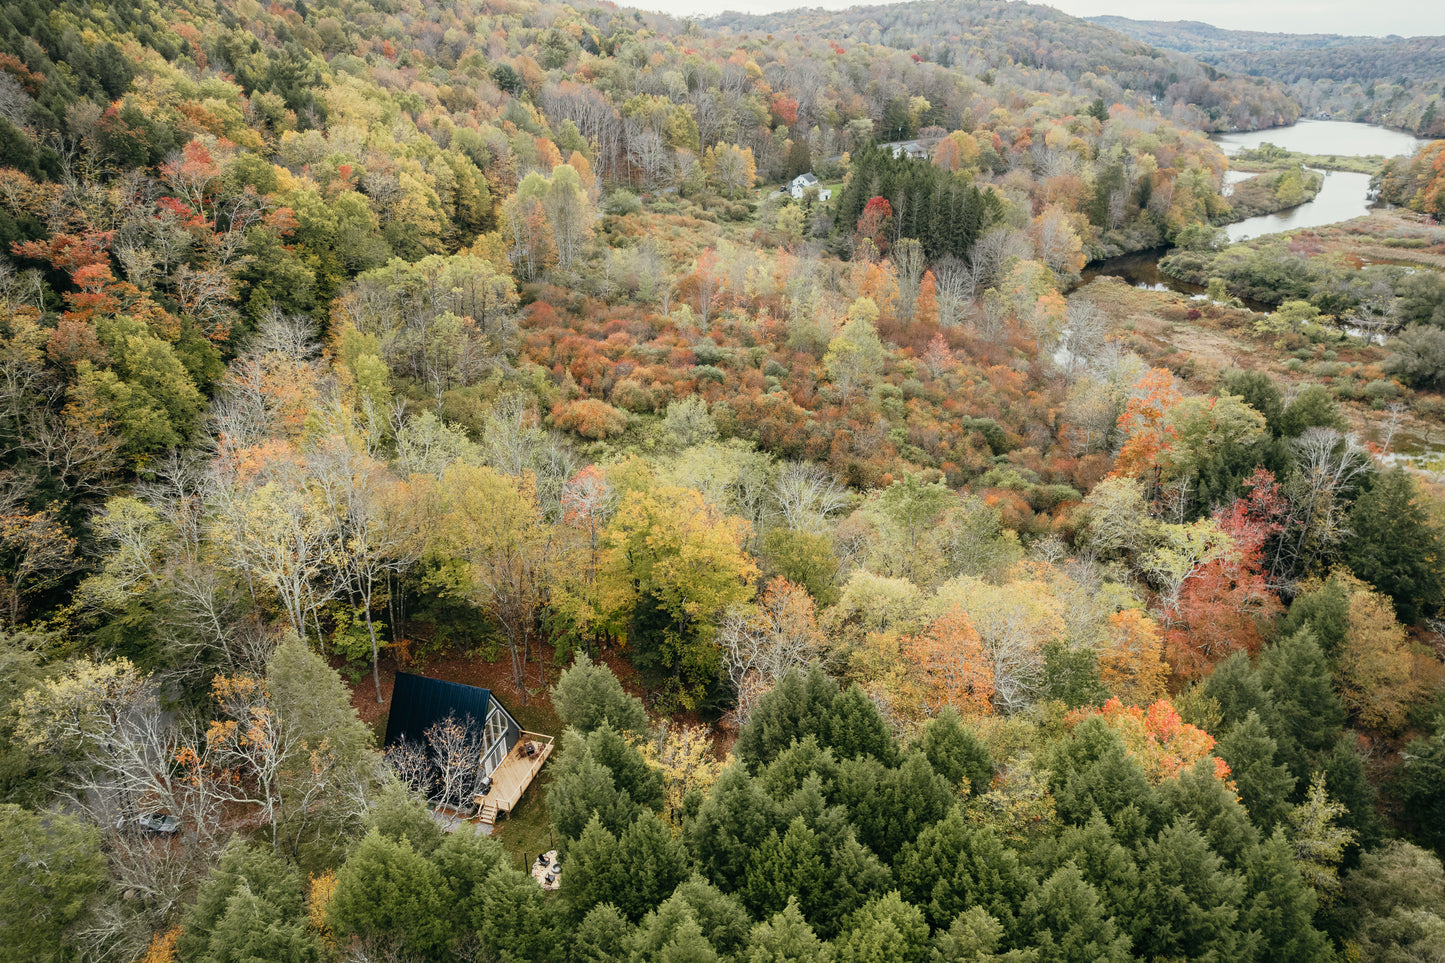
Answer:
[472,731,554,825]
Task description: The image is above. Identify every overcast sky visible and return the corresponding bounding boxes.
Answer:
[650,0,1444,39]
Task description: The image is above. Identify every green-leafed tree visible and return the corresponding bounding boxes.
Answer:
[1241,831,1332,963]
[917,706,995,797]
[687,764,781,891]
[0,804,105,963]
[552,651,648,736]
[327,830,448,958]
[833,891,933,963]
[1017,864,1132,963]
[1217,711,1296,831]
[746,898,832,963]
[1257,628,1345,782]
[1133,817,1251,962]
[1345,467,1445,623]
[895,807,1035,931]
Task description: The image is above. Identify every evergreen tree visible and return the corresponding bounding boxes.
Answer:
[616,809,693,920]
[742,817,828,920]
[1395,715,1445,852]
[745,898,832,963]
[1045,717,1157,829]
[734,667,840,770]
[824,684,899,764]
[473,863,559,962]
[1345,467,1445,623]
[642,878,753,959]
[917,706,995,797]
[757,736,841,803]
[1280,577,1351,657]
[837,752,953,865]
[552,652,649,736]
[1321,735,1384,857]
[364,778,445,856]
[933,906,1040,962]
[328,829,449,958]
[431,824,509,932]
[573,903,632,963]
[808,807,897,937]
[1034,814,1144,936]
[1217,711,1296,831]
[833,891,933,963]
[0,805,104,963]
[562,815,627,921]
[548,723,662,844]
[1134,818,1251,962]
[1241,832,1332,963]
[1257,628,1345,781]
[1157,758,1261,864]
[895,807,1034,931]
[202,885,323,963]
[179,840,312,963]
[1199,651,1277,732]
[686,764,781,890]
[1017,864,1132,963]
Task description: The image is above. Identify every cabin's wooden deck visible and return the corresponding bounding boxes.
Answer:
[473,732,554,825]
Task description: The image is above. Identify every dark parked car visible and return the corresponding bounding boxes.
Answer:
[118,813,180,834]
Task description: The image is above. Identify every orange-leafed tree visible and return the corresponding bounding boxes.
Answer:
[1110,367,1182,494]
[915,269,939,326]
[770,93,799,126]
[903,605,994,717]
[1071,697,1229,784]
[1099,609,1169,706]
[717,577,828,727]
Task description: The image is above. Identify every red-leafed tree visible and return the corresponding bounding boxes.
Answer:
[855,196,894,258]
[1165,469,1285,678]
[770,93,799,126]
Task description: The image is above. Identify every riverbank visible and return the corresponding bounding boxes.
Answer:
[1230,146,1389,176]
[1157,210,1445,307]
[1072,270,1445,455]
[1217,168,1324,223]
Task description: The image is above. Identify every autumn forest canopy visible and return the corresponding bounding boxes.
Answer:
[2,0,1445,960]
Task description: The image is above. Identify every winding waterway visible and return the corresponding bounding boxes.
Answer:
[1086,120,1431,291]
[1214,121,1430,242]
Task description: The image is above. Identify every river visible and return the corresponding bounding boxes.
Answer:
[1214,121,1430,242]
[1086,120,1431,290]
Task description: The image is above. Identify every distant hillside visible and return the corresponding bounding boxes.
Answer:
[1092,16,1445,136]
[1085,17,1383,54]
[706,0,1301,132]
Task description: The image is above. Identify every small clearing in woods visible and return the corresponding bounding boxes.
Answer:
[340,644,681,866]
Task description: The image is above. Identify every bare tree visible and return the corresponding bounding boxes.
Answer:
[1056,299,1111,386]
[933,256,978,329]
[771,460,850,533]
[1271,428,1371,590]
[892,238,926,326]
[718,582,828,728]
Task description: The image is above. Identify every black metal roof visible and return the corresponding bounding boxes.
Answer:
[382,672,498,750]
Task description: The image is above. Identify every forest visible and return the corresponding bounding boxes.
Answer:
[1,0,1444,961]
[1095,16,1445,138]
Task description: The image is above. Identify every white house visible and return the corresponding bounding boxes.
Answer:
[887,141,929,160]
[788,172,831,201]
